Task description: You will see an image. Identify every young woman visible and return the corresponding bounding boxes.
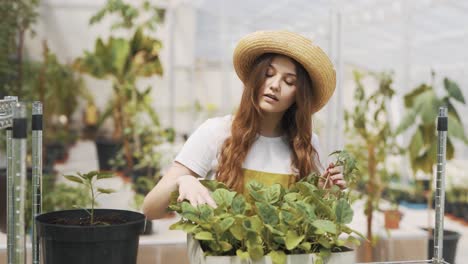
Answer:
[143,30,346,219]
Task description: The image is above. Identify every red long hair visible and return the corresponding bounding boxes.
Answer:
[216,53,321,191]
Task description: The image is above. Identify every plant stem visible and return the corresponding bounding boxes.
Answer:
[90,179,95,225]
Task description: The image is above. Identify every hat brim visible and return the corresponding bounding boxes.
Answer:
[233,30,336,114]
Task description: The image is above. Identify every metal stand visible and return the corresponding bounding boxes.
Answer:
[1,97,43,264]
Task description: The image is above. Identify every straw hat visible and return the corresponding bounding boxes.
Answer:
[233,30,336,113]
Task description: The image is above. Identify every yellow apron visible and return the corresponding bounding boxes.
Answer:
[241,168,295,194]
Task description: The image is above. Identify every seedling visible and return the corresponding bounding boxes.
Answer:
[63,171,115,225]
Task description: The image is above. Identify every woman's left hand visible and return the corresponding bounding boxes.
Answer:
[319,163,347,190]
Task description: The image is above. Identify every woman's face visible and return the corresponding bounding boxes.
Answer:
[258,55,297,114]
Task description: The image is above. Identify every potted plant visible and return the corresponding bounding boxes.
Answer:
[382,187,403,230]
[35,171,146,264]
[74,0,165,171]
[168,151,364,264]
[343,71,403,261]
[396,74,467,263]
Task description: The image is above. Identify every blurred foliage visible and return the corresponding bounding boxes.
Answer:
[0,0,39,97]
[74,0,166,170]
[344,71,403,261]
[25,42,89,144]
[89,0,165,32]
[396,74,468,176]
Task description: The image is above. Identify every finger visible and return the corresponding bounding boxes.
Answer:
[177,193,186,202]
[328,162,335,169]
[187,196,198,207]
[329,167,342,175]
[330,174,344,181]
[334,180,347,189]
[196,194,206,206]
[204,194,217,208]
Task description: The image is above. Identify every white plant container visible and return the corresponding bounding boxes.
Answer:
[187,235,356,264]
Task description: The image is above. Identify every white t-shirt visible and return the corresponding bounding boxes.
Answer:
[175,115,322,180]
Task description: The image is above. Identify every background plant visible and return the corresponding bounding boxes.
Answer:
[397,74,467,176]
[396,73,468,232]
[343,71,402,261]
[168,151,362,264]
[74,0,165,170]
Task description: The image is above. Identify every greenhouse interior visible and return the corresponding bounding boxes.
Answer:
[1,0,468,263]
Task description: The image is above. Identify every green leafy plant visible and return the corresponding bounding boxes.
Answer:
[63,171,115,225]
[396,74,468,231]
[168,152,363,264]
[397,75,467,176]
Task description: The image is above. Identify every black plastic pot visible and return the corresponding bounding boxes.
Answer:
[36,209,145,264]
[95,138,122,171]
[425,228,460,264]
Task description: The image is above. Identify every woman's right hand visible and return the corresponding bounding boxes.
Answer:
[176,175,217,208]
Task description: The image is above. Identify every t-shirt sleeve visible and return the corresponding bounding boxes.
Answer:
[174,119,219,178]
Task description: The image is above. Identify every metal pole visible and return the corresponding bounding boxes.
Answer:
[434,106,448,264]
[4,96,18,264]
[12,102,27,264]
[32,102,43,264]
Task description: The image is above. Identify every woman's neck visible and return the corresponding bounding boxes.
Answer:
[259,112,284,137]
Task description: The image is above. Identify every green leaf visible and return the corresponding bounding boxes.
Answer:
[295,201,316,223]
[346,235,361,246]
[232,195,246,215]
[265,184,282,204]
[395,110,417,134]
[285,230,305,250]
[199,180,228,191]
[318,236,331,248]
[448,115,468,142]
[284,192,301,202]
[198,204,214,222]
[218,217,235,233]
[265,224,285,236]
[298,241,311,251]
[64,175,84,184]
[413,90,441,124]
[444,77,465,104]
[312,220,337,234]
[236,249,250,260]
[335,199,353,224]
[169,221,197,233]
[247,245,264,260]
[181,202,199,222]
[219,241,232,252]
[268,250,287,264]
[84,171,98,180]
[408,128,424,161]
[256,202,279,226]
[404,84,431,108]
[211,189,236,207]
[194,231,214,241]
[230,221,245,240]
[97,188,115,194]
[96,172,114,180]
